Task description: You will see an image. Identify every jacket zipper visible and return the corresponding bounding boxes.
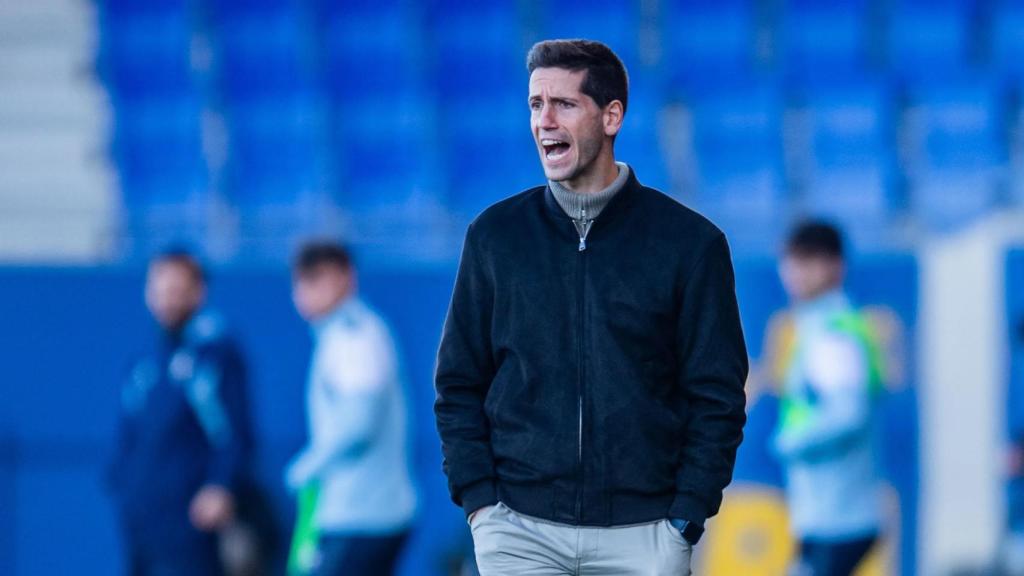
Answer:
[575,207,593,252]
[574,207,589,522]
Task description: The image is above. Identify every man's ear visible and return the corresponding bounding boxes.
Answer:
[603,100,624,138]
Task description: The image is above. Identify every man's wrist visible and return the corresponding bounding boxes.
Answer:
[669,518,704,546]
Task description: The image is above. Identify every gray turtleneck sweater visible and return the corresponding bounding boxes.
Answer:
[549,162,630,251]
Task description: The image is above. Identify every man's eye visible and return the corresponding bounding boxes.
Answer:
[559,101,574,109]
[530,102,542,111]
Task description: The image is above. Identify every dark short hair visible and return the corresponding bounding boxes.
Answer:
[785,220,844,260]
[294,241,353,276]
[152,247,206,284]
[526,39,629,114]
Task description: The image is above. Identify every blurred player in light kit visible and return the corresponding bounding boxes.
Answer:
[285,242,416,576]
[773,222,884,576]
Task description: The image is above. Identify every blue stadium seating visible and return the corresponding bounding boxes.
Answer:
[887,0,975,83]
[98,8,193,100]
[665,0,757,94]
[213,10,312,101]
[779,0,874,82]
[113,98,207,207]
[686,81,785,245]
[313,0,390,17]
[538,0,641,70]
[334,94,442,212]
[616,89,671,193]
[903,78,1000,169]
[430,0,525,103]
[93,0,1024,258]
[990,0,1024,82]
[903,76,1004,228]
[205,0,296,17]
[440,95,538,216]
[205,1,325,209]
[797,79,897,228]
[223,96,326,206]
[99,0,203,209]
[320,1,422,102]
[425,1,534,215]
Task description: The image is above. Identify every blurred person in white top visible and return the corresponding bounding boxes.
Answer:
[285,242,416,576]
[774,221,884,576]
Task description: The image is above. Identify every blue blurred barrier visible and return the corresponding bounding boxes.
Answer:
[0,253,919,575]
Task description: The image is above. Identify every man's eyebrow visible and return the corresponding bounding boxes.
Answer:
[528,95,578,104]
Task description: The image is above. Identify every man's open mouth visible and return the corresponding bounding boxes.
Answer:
[541,138,571,161]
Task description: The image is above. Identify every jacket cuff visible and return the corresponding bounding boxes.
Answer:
[669,493,709,527]
[459,478,498,517]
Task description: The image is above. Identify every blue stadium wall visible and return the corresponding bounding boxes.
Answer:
[0,255,919,575]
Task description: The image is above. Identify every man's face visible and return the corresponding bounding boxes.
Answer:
[145,261,205,331]
[292,264,352,322]
[529,67,616,186]
[779,253,843,302]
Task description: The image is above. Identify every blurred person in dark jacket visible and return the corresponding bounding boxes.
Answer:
[108,249,253,576]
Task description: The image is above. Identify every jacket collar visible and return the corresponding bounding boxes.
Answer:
[543,163,642,225]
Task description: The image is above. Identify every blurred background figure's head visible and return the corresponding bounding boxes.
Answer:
[780,220,846,303]
[145,249,207,331]
[291,242,354,322]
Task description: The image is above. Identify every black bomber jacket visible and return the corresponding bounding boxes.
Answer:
[434,168,748,529]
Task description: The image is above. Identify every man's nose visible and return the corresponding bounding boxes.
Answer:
[539,103,558,128]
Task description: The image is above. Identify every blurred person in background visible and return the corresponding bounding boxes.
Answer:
[108,249,254,576]
[285,242,417,576]
[773,221,884,576]
[435,39,748,575]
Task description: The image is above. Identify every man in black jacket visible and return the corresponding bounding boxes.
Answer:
[435,39,748,575]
